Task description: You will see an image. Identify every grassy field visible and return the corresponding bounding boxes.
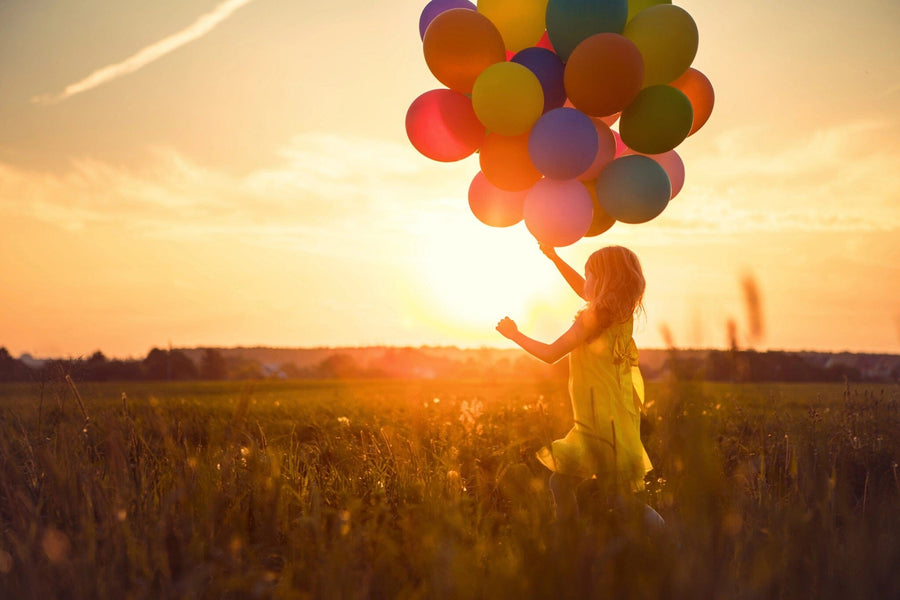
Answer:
[1,377,899,599]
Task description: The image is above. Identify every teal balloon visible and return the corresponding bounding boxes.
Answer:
[619,85,693,154]
[545,0,628,61]
[595,155,670,224]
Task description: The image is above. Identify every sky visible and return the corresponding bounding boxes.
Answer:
[1,0,899,358]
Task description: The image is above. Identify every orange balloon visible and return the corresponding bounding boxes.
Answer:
[423,9,507,94]
[564,33,644,117]
[479,132,543,191]
[671,67,714,136]
[583,182,616,236]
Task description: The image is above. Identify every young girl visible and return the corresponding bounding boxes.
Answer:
[496,244,653,523]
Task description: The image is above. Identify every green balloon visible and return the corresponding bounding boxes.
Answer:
[545,0,628,61]
[619,85,693,155]
[626,0,670,23]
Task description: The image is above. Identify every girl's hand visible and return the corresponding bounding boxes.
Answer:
[538,242,559,262]
[495,317,519,339]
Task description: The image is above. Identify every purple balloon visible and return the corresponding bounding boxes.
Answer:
[511,47,567,113]
[419,0,477,39]
[529,108,599,180]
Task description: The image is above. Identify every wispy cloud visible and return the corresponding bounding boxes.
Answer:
[32,0,255,105]
[649,120,900,234]
[2,122,897,250]
[0,133,473,253]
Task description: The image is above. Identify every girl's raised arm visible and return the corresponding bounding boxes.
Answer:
[540,244,587,300]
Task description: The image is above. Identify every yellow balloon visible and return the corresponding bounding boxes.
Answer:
[626,0,670,23]
[472,62,544,136]
[623,4,698,87]
[478,0,549,53]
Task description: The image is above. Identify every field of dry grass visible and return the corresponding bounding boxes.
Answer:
[1,378,898,599]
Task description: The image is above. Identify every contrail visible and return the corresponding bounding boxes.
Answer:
[33,0,255,105]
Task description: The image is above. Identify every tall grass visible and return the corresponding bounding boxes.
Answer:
[0,378,898,599]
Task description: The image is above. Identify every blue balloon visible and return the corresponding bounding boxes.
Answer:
[529,107,599,180]
[545,0,629,60]
[595,155,670,223]
[511,47,566,113]
[418,0,476,39]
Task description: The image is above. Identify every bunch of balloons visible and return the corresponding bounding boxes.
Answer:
[406,0,714,247]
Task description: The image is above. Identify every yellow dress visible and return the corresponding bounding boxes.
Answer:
[536,317,653,491]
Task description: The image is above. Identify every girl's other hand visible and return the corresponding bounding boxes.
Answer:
[496,317,518,339]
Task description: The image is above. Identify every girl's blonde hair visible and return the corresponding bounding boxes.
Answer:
[581,245,646,334]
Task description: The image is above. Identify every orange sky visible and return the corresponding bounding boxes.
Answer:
[1,0,899,358]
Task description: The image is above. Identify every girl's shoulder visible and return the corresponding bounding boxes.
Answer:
[578,310,634,338]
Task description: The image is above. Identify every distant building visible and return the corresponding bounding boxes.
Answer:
[18,353,47,369]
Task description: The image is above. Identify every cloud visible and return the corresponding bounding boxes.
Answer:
[32,0,256,105]
[0,133,475,253]
[2,121,897,255]
[651,120,900,234]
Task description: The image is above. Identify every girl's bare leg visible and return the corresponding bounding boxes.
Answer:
[549,472,582,523]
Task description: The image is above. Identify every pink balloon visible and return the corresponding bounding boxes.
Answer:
[524,179,594,247]
[577,120,617,181]
[406,89,486,162]
[468,171,528,227]
[621,148,685,199]
[613,130,629,157]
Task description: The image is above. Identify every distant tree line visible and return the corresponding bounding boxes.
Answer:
[660,349,896,383]
[1,346,898,384]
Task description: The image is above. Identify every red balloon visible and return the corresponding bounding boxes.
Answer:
[468,171,528,227]
[564,34,644,117]
[577,119,617,181]
[479,133,543,191]
[671,67,715,136]
[536,31,555,52]
[406,89,486,162]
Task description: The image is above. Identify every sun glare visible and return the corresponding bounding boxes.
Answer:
[411,217,572,344]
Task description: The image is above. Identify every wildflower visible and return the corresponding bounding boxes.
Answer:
[447,470,467,494]
[41,528,70,564]
[339,510,351,536]
[459,399,484,434]
[337,416,350,427]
